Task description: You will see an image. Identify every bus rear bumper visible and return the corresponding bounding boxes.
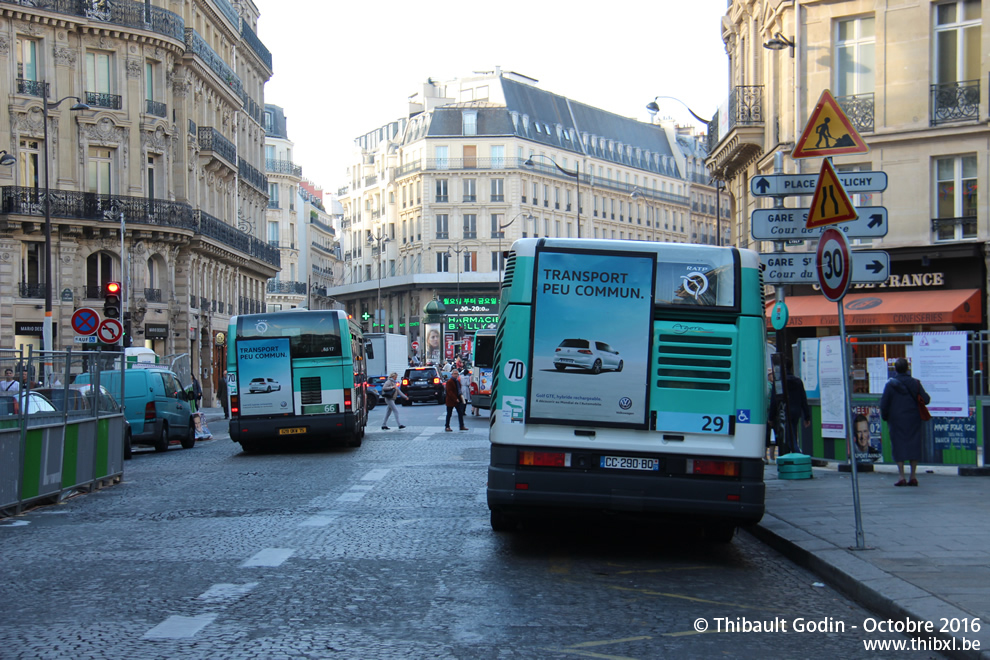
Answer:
[471,394,492,409]
[230,413,359,445]
[487,450,765,525]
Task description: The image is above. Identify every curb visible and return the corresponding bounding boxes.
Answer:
[749,515,990,659]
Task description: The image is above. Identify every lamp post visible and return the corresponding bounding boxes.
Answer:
[524,155,581,238]
[711,177,725,246]
[40,87,90,363]
[630,188,656,243]
[368,229,389,331]
[645,96,712,126]
[497,212,534,284]
[444,242,467,354]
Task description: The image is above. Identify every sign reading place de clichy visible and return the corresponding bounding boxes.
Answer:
[750,171,888,197]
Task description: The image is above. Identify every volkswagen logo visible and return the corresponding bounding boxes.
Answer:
[618,397,633,410]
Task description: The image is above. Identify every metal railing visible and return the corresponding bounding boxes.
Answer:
[266,280,307,295]
[835,92,875,133]
[145,99,167,117]
[930,79,980,126]
[18,283,44,299]
[240,21,272,71]
[266,159,302,176]
[212,0,240,28]
[0,0,186,42]
[184,28,242,97]
[198,126,236,165]
[85,91,122,110]
[16,78,48,98]
[707,85,764,152]
[144,288,162,302]
[238,157,268,192]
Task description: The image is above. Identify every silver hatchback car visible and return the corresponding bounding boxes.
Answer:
[552,339,623,374]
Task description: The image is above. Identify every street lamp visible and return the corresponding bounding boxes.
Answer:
[497,212,534,284]
[0,151,15,167]
[368,229,389,331]
[645,96,712,125]
[39,87,89,364]
[711,177,726,246]
[524,155,582,238]
[630,188,656,243]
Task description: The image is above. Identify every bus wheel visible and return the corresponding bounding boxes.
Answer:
[705,524,736,543]
[154,424,169,452]
[490,510,517,532]
[591,360,602,375]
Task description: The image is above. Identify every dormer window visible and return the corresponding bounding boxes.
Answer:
[462,110,477,136]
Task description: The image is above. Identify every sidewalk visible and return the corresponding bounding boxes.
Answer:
[750,462,990,659]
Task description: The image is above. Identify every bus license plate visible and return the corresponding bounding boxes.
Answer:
[600,456,660,471]
[278,427,307,435]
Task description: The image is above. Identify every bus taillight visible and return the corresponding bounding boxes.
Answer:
[518,450,571,467]
[687,459,740,477]
[344,388,352,411]
[230,395,239,416]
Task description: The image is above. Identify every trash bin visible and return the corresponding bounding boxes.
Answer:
[777,452,812,479]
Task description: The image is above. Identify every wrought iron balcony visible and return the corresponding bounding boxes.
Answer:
[266,159,302,177]
[931,215,977,239]
[706,85,765,180]
[930,80,980,126]
[212,0,240,28]
[184,28,242,97]
[835,92,874,134]
[200,296,208,311]
[190,295,198,309]
[395,161,422,178]
[239,90,263,125]
[16,78,49,97]
[19,283,45,299]
[266,280,307,295]
[84,285,102,299]
[198,126,236,165]
[238,157,268,192]
[85,91,122,110]
[240,21,272,71]
[144,288,162,303]
[145,99,167,118]
[0,0,185,42]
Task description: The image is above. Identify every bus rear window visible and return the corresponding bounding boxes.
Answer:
[655,248,738,308]
[236,313,343,358]
[473,334,496,368]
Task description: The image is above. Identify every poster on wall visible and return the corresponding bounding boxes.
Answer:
[424,324,442,365]
[932,408,977,452]
[912,332,968,417]
[528,247,655,427]
[799,339,820,398]
[818,336,846,438]
[851,404,883,463]
[236,337,293,417]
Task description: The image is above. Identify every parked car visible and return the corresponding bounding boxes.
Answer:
[248,377,281,393]
[36,385,133,459]
[400,366,444,405]
[365,375,388,411]
[552,339,623,374]
[0,391,57,416]
[75,368,194,453]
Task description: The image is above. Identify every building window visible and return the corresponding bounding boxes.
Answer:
[264,111,274,133]
[16,37,41,92]
[463,214,477,239]
[462,110,477,136]
[267,221,279,245]
[492,251,505,271]
[18,139,40,190]
[436,214,449,239]
[87,148,113,195]
[268,182,280,208]
[532,182,539,205]
[934,1,981,84]
[490,145,504,169]
[436,251,450,273]
[435,179,448,202]
[934,155,977,241]
[86,51,113,95]
[490,213,504,238]
[835,17,875,96]
[435,146,449,170]
[490,178,504,202]
[463,178,476,202]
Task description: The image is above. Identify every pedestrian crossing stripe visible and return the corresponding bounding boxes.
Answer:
[806,159,859,229]
[792,89,869,159]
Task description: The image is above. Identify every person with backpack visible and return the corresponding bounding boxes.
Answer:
[380,372,408,430]
[880,358,930,486]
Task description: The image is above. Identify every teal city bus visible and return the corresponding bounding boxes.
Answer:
[487,238,767,541]
[227,309,368,452]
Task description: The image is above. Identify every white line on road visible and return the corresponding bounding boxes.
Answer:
[361,468,391,481]
[197,582,258,603]
[240,548,295,567]
[299,510,342,527]
[143,613,217,639]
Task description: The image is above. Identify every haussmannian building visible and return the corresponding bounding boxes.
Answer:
[0,0,276,404]
[707,0,987,386]
[334,68,730,362]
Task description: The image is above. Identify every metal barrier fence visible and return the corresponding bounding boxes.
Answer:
[794,331,988,466]
[0,347,125,517]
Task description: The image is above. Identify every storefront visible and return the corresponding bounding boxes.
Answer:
[143,324,170,357]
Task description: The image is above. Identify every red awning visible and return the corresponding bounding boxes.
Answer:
[767,289,982,328]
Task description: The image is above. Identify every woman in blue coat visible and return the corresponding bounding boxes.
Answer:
[880,358,930,486]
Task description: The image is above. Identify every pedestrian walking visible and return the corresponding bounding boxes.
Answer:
[457,369,471,428]
[380,372,408,430]
[880,357,930,486]
[218,370,229,419]
[190,376,203,410]
[444,370,466,432]
[769,357,811,455]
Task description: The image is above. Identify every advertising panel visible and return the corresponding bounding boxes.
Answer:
[528,247,655,427]
[236,337,293,417]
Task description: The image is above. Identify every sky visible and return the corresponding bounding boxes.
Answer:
[254,0,730,194]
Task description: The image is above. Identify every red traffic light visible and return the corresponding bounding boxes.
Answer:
[105,281,121,295]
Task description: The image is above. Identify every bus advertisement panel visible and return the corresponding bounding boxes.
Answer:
[529,248,655,427]
[236,337,292,417]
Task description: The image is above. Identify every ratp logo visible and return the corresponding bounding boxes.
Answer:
[254,319,269,334]
[679,272,709,301]
[618,397,633,410]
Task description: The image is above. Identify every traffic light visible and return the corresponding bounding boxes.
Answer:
[103,281,121,319]
[123,310,132,348]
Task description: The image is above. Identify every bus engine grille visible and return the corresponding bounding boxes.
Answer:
[656,333,733,391]
[299,376,322,404]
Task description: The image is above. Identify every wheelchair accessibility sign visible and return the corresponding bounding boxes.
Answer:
[737,409,752,424]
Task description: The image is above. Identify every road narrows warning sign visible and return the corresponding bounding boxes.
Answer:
[806,159,858,229]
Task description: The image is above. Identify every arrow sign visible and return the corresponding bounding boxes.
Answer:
[751,207,888,240]
[750,171,888,196]
[761,251,890,284]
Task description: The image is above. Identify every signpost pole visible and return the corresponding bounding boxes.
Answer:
[770,152,793,453]
[838,300,866,550]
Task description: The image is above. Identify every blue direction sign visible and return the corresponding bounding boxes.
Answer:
[761,251,890,284]
[751,171,887,197]
[751,206,888,240]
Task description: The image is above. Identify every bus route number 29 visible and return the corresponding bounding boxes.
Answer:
[504,359,526,382]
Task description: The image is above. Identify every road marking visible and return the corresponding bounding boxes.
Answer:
[241,548,294,567]
[361,468,390,481]
[197,583,258,603]
[568,636,652,648]
[606,584,779,611]
[299,511,341,527]
[143,614,217,639]
[610,565,711,576]
[539,636,653,659]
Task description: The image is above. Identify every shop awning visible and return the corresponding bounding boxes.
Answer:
[766,289,982,328]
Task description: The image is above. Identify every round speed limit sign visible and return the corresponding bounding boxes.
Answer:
[816,227,852,302]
